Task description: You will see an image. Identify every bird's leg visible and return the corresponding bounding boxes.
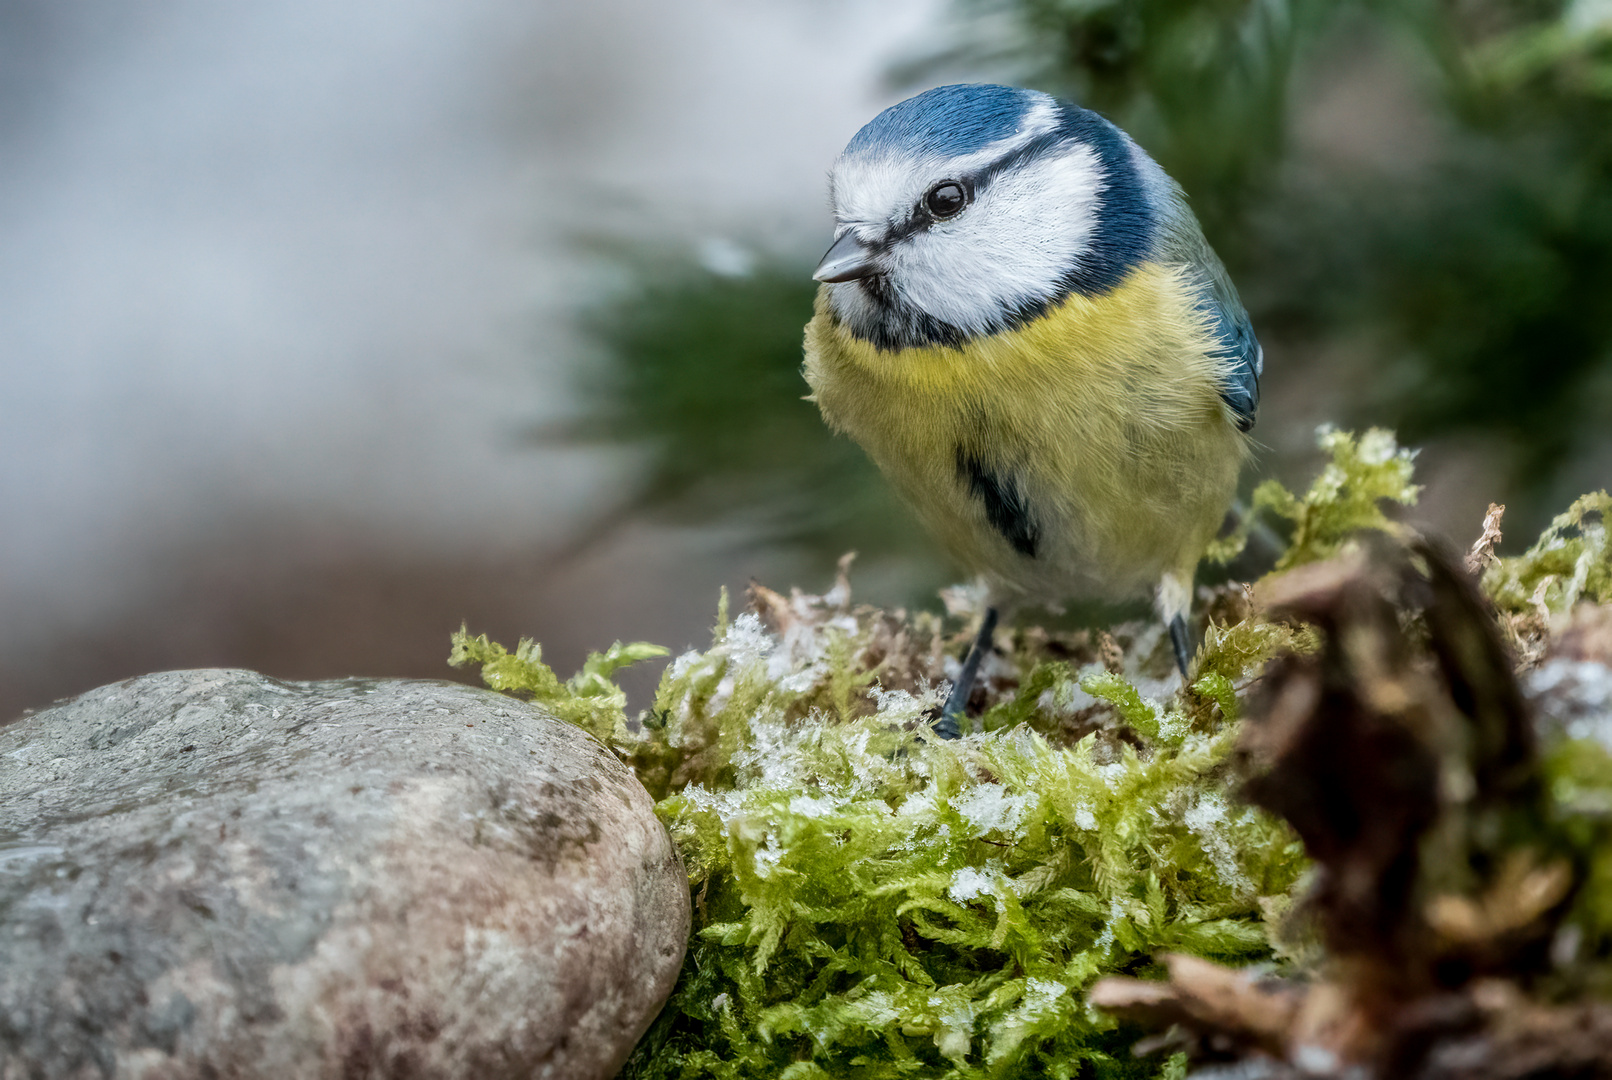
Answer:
[1168,613,1192,681]
[1157,570,1194,681]
[934,606,999,740]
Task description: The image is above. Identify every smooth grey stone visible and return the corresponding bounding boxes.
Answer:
[0,669,689,1079]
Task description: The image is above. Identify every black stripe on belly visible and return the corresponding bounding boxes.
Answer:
[955,448,1039,557]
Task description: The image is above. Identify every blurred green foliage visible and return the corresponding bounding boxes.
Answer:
[574,0,1612,583]
[578,262,908,549]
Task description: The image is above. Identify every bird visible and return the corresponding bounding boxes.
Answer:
[801,84,1262,738]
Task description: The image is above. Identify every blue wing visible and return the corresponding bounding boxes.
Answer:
[1202,295,1261,432]
[1148,183,1263,431]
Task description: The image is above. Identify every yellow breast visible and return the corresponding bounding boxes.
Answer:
[803,262,1250,604]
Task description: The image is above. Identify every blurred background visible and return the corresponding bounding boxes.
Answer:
[3,0,1610,721]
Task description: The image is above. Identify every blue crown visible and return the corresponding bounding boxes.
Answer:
[843,84,1048,159]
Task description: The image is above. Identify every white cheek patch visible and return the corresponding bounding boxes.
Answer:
[888,144,1104,335]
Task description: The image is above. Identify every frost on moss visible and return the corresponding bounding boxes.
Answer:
[448,430,1611,1078]
[1089,541,1612,1074]
[450,584,1302,1079]
[632,600,1304,1079]
[1481,491,1612,663]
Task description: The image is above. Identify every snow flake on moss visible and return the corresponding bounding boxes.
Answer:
[952,782,1038,837]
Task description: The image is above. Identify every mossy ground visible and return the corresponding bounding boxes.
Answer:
[450,429,1612,1079]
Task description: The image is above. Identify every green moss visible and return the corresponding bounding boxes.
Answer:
[628,615,1301,1079]
[1209,426,1420,568]
[1076,672,1161,740]
[980,662,1073,735]
[1484,490,1612,617]
[451,432,1612,1077]
[452,600,1309,1077]
[447,630,667,746]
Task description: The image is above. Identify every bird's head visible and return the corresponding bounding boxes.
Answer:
[817,84,1158,351]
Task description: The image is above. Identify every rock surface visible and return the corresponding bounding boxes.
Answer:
[0,670,689,1079]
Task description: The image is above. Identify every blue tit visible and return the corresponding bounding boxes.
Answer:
[802,84,1262,737]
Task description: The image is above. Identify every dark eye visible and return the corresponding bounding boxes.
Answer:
[924,180,967,219]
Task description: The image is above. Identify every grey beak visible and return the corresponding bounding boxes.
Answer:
[813,231,880,283]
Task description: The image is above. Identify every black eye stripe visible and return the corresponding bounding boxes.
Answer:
[878,129,1084,246]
